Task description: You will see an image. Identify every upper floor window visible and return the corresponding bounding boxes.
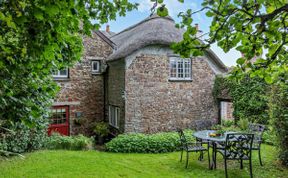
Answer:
[52,69,68,78]
[169,57,192,81]
[92,60,100,74]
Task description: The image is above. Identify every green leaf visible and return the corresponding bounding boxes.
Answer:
[45,5,59,16]
[34,9,44,20]
[264,75,273,84]
[236,58,245,65]
[157,6,168,17]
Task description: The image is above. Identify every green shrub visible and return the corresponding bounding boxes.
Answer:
[213,76,269,124]
[269,84,288,166]
[237,118,249,131]
[106,130,194,153]
[262,126,276,146]
[94,122,109,137]
[221,120,234,127]
[0,122,48,153]
[46,133,93,150]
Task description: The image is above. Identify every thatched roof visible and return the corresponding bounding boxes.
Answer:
[107,14,227,71]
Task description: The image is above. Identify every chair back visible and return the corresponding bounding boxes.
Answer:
[248,123,265,142]
[194,120,211,131]
[176,128,188,150]
[224,133,254,160]
[248,123,265,147]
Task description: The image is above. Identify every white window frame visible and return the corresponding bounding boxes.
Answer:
[109,105,120,128]
[52,69,69,78]
[91,60,100,74]
[169,57,192,81]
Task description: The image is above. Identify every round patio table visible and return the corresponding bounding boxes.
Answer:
[193,130,237,170]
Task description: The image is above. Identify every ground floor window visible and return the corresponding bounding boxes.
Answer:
[52,69,69,78]
[48,106,69,136]
[109,105,120,128]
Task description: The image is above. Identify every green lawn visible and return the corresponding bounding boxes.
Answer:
[0,145,287,178]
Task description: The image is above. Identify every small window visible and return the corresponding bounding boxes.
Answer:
[52,69,68,78]
[169,57,191,80]
[92,61,100,73]
[109,105,120,128]
[49,106,68,125]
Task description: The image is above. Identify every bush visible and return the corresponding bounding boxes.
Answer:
[106,130,194,153]
[237,118,249,131]
[46,133,93,150]
[262,126,276,146]
[94,122,109,137]
[269,84,288,166]
[213,76,269,124]
[0,121,48,153]
[221,119,234,127]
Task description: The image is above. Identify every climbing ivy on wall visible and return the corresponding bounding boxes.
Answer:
[213,75,269,124]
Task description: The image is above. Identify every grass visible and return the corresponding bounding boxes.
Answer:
[0,145,287,178]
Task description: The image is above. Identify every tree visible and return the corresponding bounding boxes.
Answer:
[154,0,287,84]
[153,0,288,165]
[0,0,137,152]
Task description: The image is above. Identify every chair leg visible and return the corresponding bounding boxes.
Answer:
[180,149,183,162]
[240,159,243,169]
[249,159,253,178]
[214,149,217,169]
[258,149,263,166]
[224,159,228,178]
[186,152,189,168]
[207,149,210,169]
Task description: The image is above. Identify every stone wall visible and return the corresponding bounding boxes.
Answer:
[106,59,126,133]
[53,31,113,136]
[125,49,219,133]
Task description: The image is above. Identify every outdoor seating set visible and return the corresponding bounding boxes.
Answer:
[177,123,265,178]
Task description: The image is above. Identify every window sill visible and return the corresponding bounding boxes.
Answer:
[109,124,119,129]
[169,79,193,82]
[53,78,70,82]
[91,72,102,75]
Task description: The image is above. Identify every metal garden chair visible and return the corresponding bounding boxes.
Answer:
[194,120,211,160]
[247,123,265,166]
[216,133,254,178]
[177,128,210,168]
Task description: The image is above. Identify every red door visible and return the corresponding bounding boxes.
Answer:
[48,106,69,136]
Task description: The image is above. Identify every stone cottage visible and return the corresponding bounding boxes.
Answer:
[49,15,228,136]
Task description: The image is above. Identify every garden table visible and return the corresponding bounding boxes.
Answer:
[193,130,237,170]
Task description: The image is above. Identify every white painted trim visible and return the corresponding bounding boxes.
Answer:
[52,101,80,106]
[91,60,100,73]
[86,56,105,60]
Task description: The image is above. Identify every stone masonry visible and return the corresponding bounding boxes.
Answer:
[54,31,113,136]
[124,50,218,133]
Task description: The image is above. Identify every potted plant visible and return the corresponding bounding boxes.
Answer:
[93,122,109,145]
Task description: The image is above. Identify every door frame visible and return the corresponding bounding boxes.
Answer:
[48,105,70,136]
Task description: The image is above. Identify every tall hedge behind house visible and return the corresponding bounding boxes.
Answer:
[269,84,288,166]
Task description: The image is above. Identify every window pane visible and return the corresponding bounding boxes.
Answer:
[170,59,177,78]
[59,69,67,76]
[184,60,191,78]
[92,61,100,73]
[177,59,183,78]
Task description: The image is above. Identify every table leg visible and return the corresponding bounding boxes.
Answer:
[209,142,218,170]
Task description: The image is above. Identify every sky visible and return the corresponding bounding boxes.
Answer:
[100,0,241,67]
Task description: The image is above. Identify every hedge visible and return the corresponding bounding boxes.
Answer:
[106,130,194,153]
[46,133,93,150]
